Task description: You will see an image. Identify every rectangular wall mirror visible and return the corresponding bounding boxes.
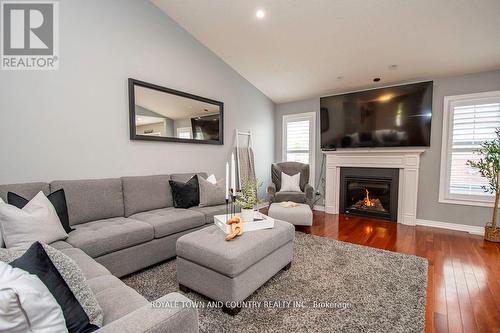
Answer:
[128,78,224,145]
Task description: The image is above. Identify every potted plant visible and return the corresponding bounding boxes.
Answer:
[467,128,500,242]
[235,180,263,222]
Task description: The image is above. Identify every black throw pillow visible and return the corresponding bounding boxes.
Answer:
[8,189,73,233]
[10,242,98,333]
[169,175,200,208]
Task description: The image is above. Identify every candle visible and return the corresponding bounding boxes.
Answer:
[225,162,229,200]
[230,153,236,192]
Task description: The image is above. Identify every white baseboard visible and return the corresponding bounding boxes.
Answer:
[415,219,484,235]
[313,205,325,212]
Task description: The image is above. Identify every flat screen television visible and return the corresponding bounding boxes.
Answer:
[320,81,433,149]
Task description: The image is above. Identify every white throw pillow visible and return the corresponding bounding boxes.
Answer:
[206,174,217,185]
[0,261,68,333]
[279,172,301,192]
[0,192,68,249]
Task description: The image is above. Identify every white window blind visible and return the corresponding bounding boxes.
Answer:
[285,119,310,164]
[282,112,316,186]
[440,91,500,206]
[450,103,500,196]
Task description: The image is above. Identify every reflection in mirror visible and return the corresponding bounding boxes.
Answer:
[129,79,223,144]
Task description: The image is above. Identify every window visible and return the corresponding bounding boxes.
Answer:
[282,112,316,186]
[439,91,500,206]
[176,127,192,139]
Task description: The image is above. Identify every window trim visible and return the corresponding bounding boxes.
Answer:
[439,90,500,207]
[282,112,316,188]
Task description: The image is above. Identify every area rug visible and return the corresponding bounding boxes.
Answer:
[123,232,428,332]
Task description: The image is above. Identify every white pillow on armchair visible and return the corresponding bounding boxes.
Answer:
[279,172,301,192]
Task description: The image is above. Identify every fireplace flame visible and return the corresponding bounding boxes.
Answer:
[363,189,376,207]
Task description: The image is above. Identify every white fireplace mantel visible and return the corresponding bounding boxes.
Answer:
[324,149,425,226]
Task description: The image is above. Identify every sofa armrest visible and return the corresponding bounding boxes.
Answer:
[267,183,277,204]
[97,292,198,333]
[304,184,314,208]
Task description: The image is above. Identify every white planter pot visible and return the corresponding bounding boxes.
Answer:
[241,208,254,222]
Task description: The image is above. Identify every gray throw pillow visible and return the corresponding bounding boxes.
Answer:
[199,176,226,207]
[0,243,104,327]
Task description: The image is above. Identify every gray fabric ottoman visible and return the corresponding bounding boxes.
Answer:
[176,220,295,315]
[268,203,313,226]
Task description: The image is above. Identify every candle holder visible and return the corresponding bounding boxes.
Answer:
[224,188,238,219]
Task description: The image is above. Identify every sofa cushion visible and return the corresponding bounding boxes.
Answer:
[121,175,173,217]
[87,275,147,325]
[49,240,74,250]
[189,204,232,224]
[275,191,306,203]
[0,182,50,203]
[59,247,111,280]
[176,220,295,277]
[66,217,154,258]
[130,208,205,238]
[50,178,124,226]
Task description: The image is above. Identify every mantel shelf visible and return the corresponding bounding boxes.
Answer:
[322,148,426,155]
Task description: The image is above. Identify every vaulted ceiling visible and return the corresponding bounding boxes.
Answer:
[153,0,500,103]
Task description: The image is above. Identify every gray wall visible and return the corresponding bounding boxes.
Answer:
[0,0,275,196]
[275,70,500,226]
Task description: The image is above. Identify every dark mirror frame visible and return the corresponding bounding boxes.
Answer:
[128,78,224,145]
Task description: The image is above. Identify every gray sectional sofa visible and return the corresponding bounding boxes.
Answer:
[0,172,227,277]
[0,172,229,332]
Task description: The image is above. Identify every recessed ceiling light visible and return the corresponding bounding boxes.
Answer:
[256,9,265,19]
[378,94,394,102]
[373,77,381,82]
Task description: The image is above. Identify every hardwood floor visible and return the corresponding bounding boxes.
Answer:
[262,209,500,333]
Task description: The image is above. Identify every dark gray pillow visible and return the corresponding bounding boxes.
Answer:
[169,175,199,208]
[0,243,104,327]
[198,176,226,207]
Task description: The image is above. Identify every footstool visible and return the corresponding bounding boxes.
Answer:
[176,219,295,315]
[268,203,313,226]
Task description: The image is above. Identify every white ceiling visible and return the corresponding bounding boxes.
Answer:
[135,85,219,120]
[153,0,500,104]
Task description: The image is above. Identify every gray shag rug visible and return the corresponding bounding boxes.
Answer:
[123,232,428,333]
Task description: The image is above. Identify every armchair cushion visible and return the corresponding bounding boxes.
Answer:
[271,162,309,192]
[274,191,306,204]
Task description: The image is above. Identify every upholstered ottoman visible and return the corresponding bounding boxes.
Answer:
[268,203,313,226]
[176,220,294,315]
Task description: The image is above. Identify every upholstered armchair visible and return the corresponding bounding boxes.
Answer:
[268,162,314,208]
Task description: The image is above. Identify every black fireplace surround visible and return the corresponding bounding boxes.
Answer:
[339,167,399,222]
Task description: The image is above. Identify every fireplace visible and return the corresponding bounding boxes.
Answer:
[339,167,399,221]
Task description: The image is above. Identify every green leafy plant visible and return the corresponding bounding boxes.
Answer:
[235,180,263,209]
[466,129,500,231]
